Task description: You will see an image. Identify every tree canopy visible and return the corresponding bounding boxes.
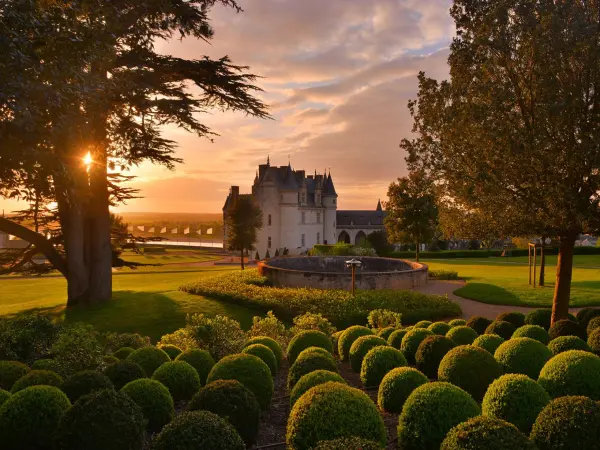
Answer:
[225,195,263,270]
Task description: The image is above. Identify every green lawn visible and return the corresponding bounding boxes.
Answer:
[423,255,600,307]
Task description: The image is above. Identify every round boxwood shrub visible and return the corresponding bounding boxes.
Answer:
[242,343,277,375]
[448,319,467,327]
[60,370,114,403]
[481,373,550,433]
[206,353,273,409]
[297,346,335,361]
[377,326,396,340]
[524,309,552,330]
[245,336,283,368]
[113,347,135,360]
[438,345,503,402]
[360,346,407,387]
[538,350,600,399]
[496,311,525,328]
[127,346,171,377]
[494,337,552,379]
[428,321,451,336]
[349,335,387,372]
[189,379,260,447]
[11,369,62,393]
[54,389,144,450]
[104,360,146,390]
[414,320,433,329]
[548,335,591,355]
[397,382,480,450]
[588,327,600,354]
[0,385,70,450]
[387,329,408,348]
[415,335,456,379]
[400,328,434,364]
[512,324,550,344]
[446,325,478,345]
[377,367,428,414]
[485,320,516,340]
[176,349,215,385]
[466,316,492,335]
[441,416,535,450]
[576,307,600,328]
[287,382,386,450]
[530,396,600,450]
[472,334,505,354]
[337,326,373,362]
[32,358,60,372]
[153,410,244,450]
[313,437,381,450]
[331,331,342,356]
[121,378,174,432]
[586,315,600,335]
[287,330,333,365]
[548,319,586,341]
[290,370,346,408]
[288,349,338,390]
[0,361,30,391]
[103,355,119,365]
[0,389,9,407]
[152,361,201,402]
[159,345,183,360]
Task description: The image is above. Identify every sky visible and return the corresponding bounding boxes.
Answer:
[1,0,455,215]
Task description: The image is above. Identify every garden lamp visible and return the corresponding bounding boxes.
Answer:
[345,258,362,296]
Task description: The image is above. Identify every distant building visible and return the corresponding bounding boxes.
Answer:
[336,200,386,246]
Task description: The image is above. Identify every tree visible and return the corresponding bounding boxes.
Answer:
[225,195,263,270]
[366,230,393,256]
[384,171,438,262]
[438,204,502,249]
[403,0,600,324]
[0,0,268,305]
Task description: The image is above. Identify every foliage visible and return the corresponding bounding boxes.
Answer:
[313,437,382,450]
[104,360,146,391]
[206,353,273,409]
[485,321,516,340]
[387,329,409,348]
[126,346,171,377]
[113,347,135,360]
[368,309,402,329]
[401,328,434,364]
[121,378,174,432]
[427,321,451,336]
[577,308,600,329]
[289,370,346,408]
[248,312,290,352]
[291,312,337,337]
[286,382,386,450]
[428,269,459,280]
[152,410,244,450]
[32,358,60,371]
[414,320,433,329]
[0,385,70,450]
[60,370,114,403]
[397,382,480,450]
[287,330,333,365]
[287,348,338,390]
[481,374,550,434]
[496,312,526,328]
[360,346,407,387]
[437,204,502,250]
[377,367,428,414]
[225,195,263,270]
[349,336,388,372]
[11,370,63,393]
[338,326,374,362]
[175,349,215,386]
[438,345,503,402]
[548,320,587,341]
[51,324,104,377]
[548,335,591,355]
[415,335,456,379]
[440,416,535,450]
[472,334,505,355]
[152,361,201,402]
[242,344,277,376]
[466,316,492,335]
[244,336,282,369]
[494,337,552,379]
[512,325,550,344]
[525,309,553,331]
[0,361,30,391]
[186,314,247,361]
[188,380,260,447]
[588,327,600,355]
[158,345,183,360]
[445,325,478,345]
[0,389,8,407]
[377,327,396,340]
[538,350,600,400]
[103,333,150,353]
[448,319,467,327]
[157,329,198,353]
[366,230,394,256]
[0,314,60,364]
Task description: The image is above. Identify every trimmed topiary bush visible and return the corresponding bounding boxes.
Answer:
[288,348,338,390]
[481,373,550,433]
[538,350,600,399]
[485,320,516,340]
[338,326,373,362]
[446,326,478,345]
[287,382,386,450]
[242,344,277,375]
[152,361,201,402]
[245,336,283,368]
[548,335,591,355]
[313,437,382,450]
[331,331,342,356]
[414,320,432,329]
[586,315,600,335]
[103,355,119,365]
[32,359,60,372]
[576,307,600,328]
[113,347,135,360]
[360,346,407,387]
[121,378,174,432]
[448,319,466,327]
[349,335,387,372]
[548,319,586,341]
[0,385,70,450]
[377,367,428,414]
[60,370,114,403]
[441,416,535,450]
[472,334,505,354]
[127,346,171,377]
[415,335,456,379]
[377,327,396,340]
[387,329,408,348]
[494,337,552,379]
[400,328,434,364]
[287,330,333,365]
[206,353,273,409]
[158,345,183,360]
[530,396,600,450]
[11,369,62,393]
[438,345,502,402]
[104,360,146,390]
[0,361,29,391]
[428,321,451,336]
[189,380,260,447]
[176,349,215,385]
[153,410,244,450]
[588,327,600,355]
[466,316,492,335]
[512,324,550,344]
[496,312,525,328]
[524,309,552,330]
[54,389,144,450]
[290,370,346,408]
[397,382,480,450]
[0,389,9,407]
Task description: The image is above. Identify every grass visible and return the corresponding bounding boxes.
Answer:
[120,249,221,265]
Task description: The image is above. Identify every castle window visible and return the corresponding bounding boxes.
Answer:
[268,214,272,226]
[268,236,272,248]
[317,232,320,244]
[301,212,306,224]
[316,212,321,224]
[301,234,306,247]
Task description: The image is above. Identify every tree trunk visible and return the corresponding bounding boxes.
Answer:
[551,234,576,325]
[539,237,546,287]
[415,241,420,262]
[240,248,245,270]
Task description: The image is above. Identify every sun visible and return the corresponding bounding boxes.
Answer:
[83,152,93,167]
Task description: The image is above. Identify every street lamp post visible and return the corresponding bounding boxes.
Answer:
[345,258,362,296]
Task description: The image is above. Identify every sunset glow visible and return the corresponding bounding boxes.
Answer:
[83,152,93,167]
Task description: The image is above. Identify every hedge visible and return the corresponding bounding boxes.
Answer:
[242,344,278,376]
[537,350,600,399]
[60,370,114,403]
[126,346,171,377]
[390,247,600,259]
[472,334,505,354]
[400,328,434,364]
[485,321,516,340]
[349,335,387,373]
[360,346,407,387]
[175,349,215,386]
[387,329,408,348]
[446,326,478,345]
[11,370,62,393]
[152,361,201,402]
[287,349,338,390]
[466,316,492,335]
[493,337,552,379]
[158,345,183,360]
[290,370,346,408]
[512,324,550,344]
[524,309,552,330]
[245,336,283,368]
[338,326,373,362]
[548,320,586,341]
[287,330,333,365]
[496,312,525,328]
[104,360,146,390]
[441,416,536,450]
[121,378,174,432]
[548,335,591,355]
[113,347,135,360]
[377,327,396,341]
[448,319,467,327]
[428,322,451,336]
[0,361,30,391]
[415,335,456,379]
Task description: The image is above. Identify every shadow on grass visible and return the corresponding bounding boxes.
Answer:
[454,282,528,306]
[572,280,600,290]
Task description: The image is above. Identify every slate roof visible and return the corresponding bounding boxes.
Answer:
[336,202,387,228]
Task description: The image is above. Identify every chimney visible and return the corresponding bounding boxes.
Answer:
[231,186,239,204]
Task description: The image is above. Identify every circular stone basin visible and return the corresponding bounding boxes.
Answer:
[257,256,428,291]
